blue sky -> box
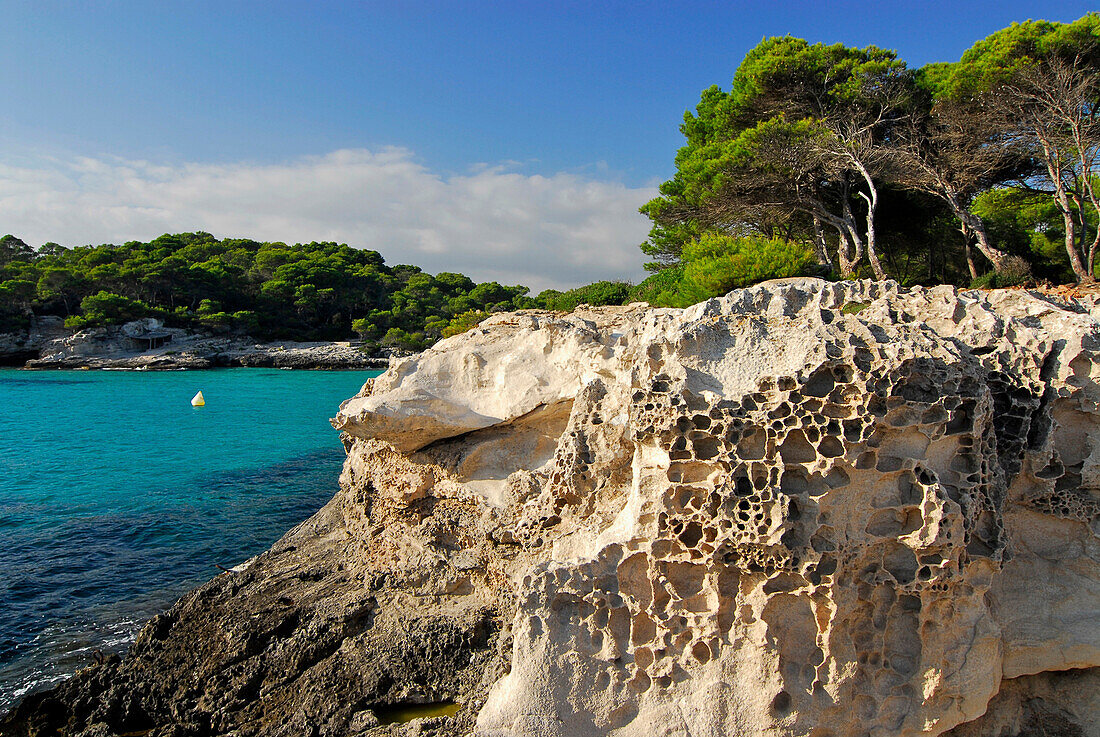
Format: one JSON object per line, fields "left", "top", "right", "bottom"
{"left": 0, "top": 1, "right": 1094, "bottom": 289}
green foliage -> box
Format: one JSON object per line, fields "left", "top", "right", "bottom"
{"left": 945, "top": 14, "right": 1100, "bottom": 98}
{"left": 351, "top": 317, "right": 372, "bottom": 339}
{"left": 632, "top": 233, "right": 814, "bottom": 308}
{"left": 441, "top": 310, "right": 490, "bottom": 338}
{"left": 971, "top": 188, "right": 1074, "bottom": 282}
{"left": 841, "top": 301, "right": 869, "bottom": 315}
{"left": 0, "top": 278, "right": 37, "bottom": 329}
{"left": 65, "top": 291, "right": 160, "bottom": 329}
{"left": 629, "top": 267, "right": 686, "bottom": 306}
{"left": 680, "top": 233, "right": 815, "bottom": 302}
{"left": 381, "top": 327, "right": 426, "bottom": 353}
{"left": 728, "top": 35, "right": 910, "bottom": 117}
{"left": 0, "top": 279, "right": 36, "bottom": 305}
{"left": 0, "top": 232, "right": 532, "bottom": 350}
{"left": 0, "top": 235, "right": 35, "bottom": 266}
{"left": 535, "top": 281, "right": 633, "bottom": 312}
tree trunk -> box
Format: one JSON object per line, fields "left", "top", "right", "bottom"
{"left": 1070, "top": 103, "right": 1100, "bottom": 279}
{"left": 858, "top": 193, "right": 886, "bottom": 280}
{"left": 852, "top": 162, "right": 886, "bottom": 280}
{"left": 1088, "top": 219, "right": 1099, "bottom": 280}
{"left": 969, "top": 219, "right": 1005, "bottom": 272}
{"left": 811, "top": 214, "right": 835, "bottom": 271}
{"left": 942, "top": 185, "right": 1007, "bottom": 273}
{"left": 835, "top": 227, "right": 857, "bottom": 278}
{"left": 1073, "top": 185, "right": 1100, "bottom": 279}
{"left": 840, "top": 193, "right": 866, "bottom": 275}
{"left": 1038, "top": 138, "right": 1091, "bottom": 282}
{"left": 965, "top": 242, "right": 978, "bottom": 281}
{"left": 1056, "top": 188, "right": 1090, "bottom": 282}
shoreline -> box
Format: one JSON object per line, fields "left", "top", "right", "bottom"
{"left": 1, "top": 322, "right": 395, "bottom": 370}
{"left": 16, "top": 350, "right": 391, "bottom": 371}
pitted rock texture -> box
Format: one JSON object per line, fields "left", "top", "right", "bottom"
{"left": 6, "top": 279, "right": 1100, "bottom": 737}
{"left": 336, "top": 279, "right": 1100, "bottom": 737}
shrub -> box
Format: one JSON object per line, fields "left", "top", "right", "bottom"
{"left": 632, "top": 234, "right": 815, "bottom": 308}
{"left": 971, "top": 255, "right": 1033, "bottom": 289}
{"left": 536, "top": 281, "right": 633, "bottom": 312}
{"left": 65, "top": 291, "right": 160, "bottom": 329}
{"left": 629, "top": 267, "right": 686, "bottom": 307}
{"left": 441, "top": 309, "right": 490, "bottom": 338}
{"left": 682, "top": 233, "right": 814, "bottom": 292}
{"left": 381, "top": 327, "right": 425, "bottom": 352}
{"left": 997, "top": 255, "right": 1033, "bottom": 286}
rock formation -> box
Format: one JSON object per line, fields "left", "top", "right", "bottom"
{"left": 5, "top": 279, "right": 1100, "bottom": 736}
{"left": 9, "top": 318, "right": 386, "bottom": 369}
{"left": 0, "top": 315, "right": 67, "bottom": 366}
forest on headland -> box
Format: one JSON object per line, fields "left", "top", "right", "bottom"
{"left": 1, "top": 14, "right": 1097, "bottom": 349}
{"left": 0, "top": 232, "right": 631, "bottom": 352}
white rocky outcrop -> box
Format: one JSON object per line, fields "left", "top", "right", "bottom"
{"left": 333, "top": 279, "right": 1100, "bottom": 737}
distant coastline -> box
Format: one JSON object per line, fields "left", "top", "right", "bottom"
{"left": 1, "top": 317, "right": 391, "bottom": 370}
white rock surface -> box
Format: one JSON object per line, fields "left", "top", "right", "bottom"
{"left": 333, "top": 279, "right": 1100, "bottom": 737}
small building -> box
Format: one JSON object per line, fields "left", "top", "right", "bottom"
{"left": 130, "top": 332, "right": 173, "bottom": 351}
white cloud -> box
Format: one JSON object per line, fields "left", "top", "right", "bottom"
{"left": 0, "top": 148, "right": 657, "bottom": 292}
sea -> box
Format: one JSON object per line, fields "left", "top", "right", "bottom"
{"left": 0, "top": 367, "right": 381, "bottom": 713}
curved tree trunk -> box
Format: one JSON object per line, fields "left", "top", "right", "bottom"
{"left": 969, "top": 218, "right": 1006, "bottom": 273}
{"left": 1056, "top": 189, "right": 1090, "bottom": 281}
{"left": 1036, "top": 137, "right": 1092, "bottom": 282}
{"left": 1078, "top": 161, "right": 1100, "bottom": 278}
{"left": 941, "top": 185, "right": 1008, "bottom": 273}
{"left": 840, "top": 192, "right": 866, "bottom": 278}
{"left": 856, "top": 188, "right": 887, "bottom": 281}
{"left": 850, "top": 160, "right": 887, "bottom": 281}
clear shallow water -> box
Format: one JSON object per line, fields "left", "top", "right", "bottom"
{"left": 0, "top": 368, "right": 380, "bottom": 712}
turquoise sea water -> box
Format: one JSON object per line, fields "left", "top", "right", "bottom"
{"left": 0, "top": 367, "right": 381, "bottom": 712}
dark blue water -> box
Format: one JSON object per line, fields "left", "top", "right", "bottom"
{"left": 0, "top": 368, "right": 381, "bottom": 711}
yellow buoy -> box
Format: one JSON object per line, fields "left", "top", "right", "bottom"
{"left": 191, "top": 391, "right": 205, "bottom": 407}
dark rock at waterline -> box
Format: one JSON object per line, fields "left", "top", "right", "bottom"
{"left": 1, "top": 492, "right": 509, "bottom": 737}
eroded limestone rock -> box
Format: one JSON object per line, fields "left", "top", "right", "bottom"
{"left": 337, "top": 279, "right": 1100, "bottom": 737}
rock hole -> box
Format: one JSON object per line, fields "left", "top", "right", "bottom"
{"left": 804, "top": 368, "right": 836, "bottom": 398}
{"left": 780, "top": 430, "right": 816, "bottom": 464}
{"left": 818, "top": 435, "right": 844, "bottom": 458}
{"left": 692, "top": 641, "right": 711, "bottom": 664}
{"left": 738, "top": 430, "right": 767, "bottom": 460}
{"left": 946, "top": 401, "right": 974, "bottom": 434}
{"left": 678, "top": 521, "right": 704, "bottom": 549}
{"left": 693, "top": 436, "right": 720, "bottom": 460}
{"left": 883, "top": 546, "right": 918, "bottom": 584}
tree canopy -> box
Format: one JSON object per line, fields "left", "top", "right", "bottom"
{"left": 642, "top": 13, "right": 1100, "bottom": 286}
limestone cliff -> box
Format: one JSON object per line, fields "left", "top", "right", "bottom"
{"left": 5, "top": 279, "right": 1100, "bottom": 736}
